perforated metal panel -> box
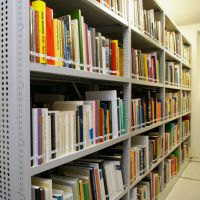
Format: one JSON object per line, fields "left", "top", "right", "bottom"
{"left": 0, "top": 0, "right": 10, "bottom": 199}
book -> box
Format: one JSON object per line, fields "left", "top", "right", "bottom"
{"left": 46, "top": 7, "right": 55, "bottom": 65}
{"left": 32, "top": 0, "right": 47, "bottom": 64}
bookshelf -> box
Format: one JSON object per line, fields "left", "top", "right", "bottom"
{"left": 1, "top": 0, "right": 192, "bottom": 199}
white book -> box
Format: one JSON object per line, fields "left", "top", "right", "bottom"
{"left": 71, "top": 19, "right": 80, "bottom": 70}
{"left": 99, "top": 169, "right": 106, "bottom": 200}
{"left": 69, "top": 111, "right": 76, "bottom": 152}
{"left": 84, "top": 100, "right": 96, "bottom": 144}
{"left": 88, "top": 29, "right": 93, "bottom": 72}
{"left": 42, "top": 108, "right": 48, "bottom": 163}
{"left": 113, "top": 160, "right": 124, "bottom": 193}
{"left": 83, "top": 104, "right": 92, "bottom": 148}
{"left": 102, "top": 46, "right": 106, "bottom": 74}
{"left": 103, "top": 161, "right": 114, "bottom": 198}
{"left": 48, "top": 111, "right": 60, "bottom": 158}
{"left": 130, "top": 187, "right": 137, "bottom": 200}
{"left": 32, "top": 109, "right": 38, "bottom": 166}
{"left": 63, "top": 112, "right": 70, "bottom": 154}
{"left": 46, "top": 114, "right": 51, "bottom": 162}
{"left": 81, "top": 16, "right": 87, "bottom": 70}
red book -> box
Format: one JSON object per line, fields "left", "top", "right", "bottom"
{"left": 111, "top": 41, "right": 117, "bottom": 75}
{"left": 46, "top": 7, "right": 55, "bottom": 65}
{"left": 99, "top": 108, "right": 104, "bottom": 143}
{"left": 85, "top": 23, "right": 89, "bottom": 68}
{"left": 35, "top": 10, "right": 40, "bottom": 63}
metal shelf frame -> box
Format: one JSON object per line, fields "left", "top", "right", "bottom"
{"left": 1, "top": 0, "right": 192, "bottom": 199}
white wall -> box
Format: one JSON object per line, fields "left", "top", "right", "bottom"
{"left": 180, "top": 23, "right": 200, "bottom": 158}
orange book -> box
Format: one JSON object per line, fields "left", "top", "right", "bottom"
{"left": 46, "top": 7, "right": 55, "bottom": 65}
{"left": 156, "top": 102, "right": 162, "bottom": 122}
{"left": 111, "top": 40, "right": 118, "bottom": 75}
{"left": 99, "top": 108, "right": 104, "bottom": 143}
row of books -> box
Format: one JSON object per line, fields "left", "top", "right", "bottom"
{"left": 131, "top": 90, "right": 162, "bottom": 131}
{"left": 165, "top": 92, "right": 180, "bottom": 118}
{"left": 30, "top": 1, "right": 124, "bottom": 76}
{"left": 130, "top": 133, "right": 163, "bottom": 182}
{"left": 31, "top": 90, "right": 126, "bottom": 166}
{"left": 130, "top": 144, "right": 147, "bottom": 181}
{"left": 181, "top": 142, "right": 190, "bottom": 163}
{"left": 182, "top": 69, "right": 191, "bottom": 88}
{"left": 96, "top": 0, "right": 127, "bottom": 19}
{"left": 130, "top": 0, "right": 162, "bottom": 44}
{"left": 181, "top": 115, "right": 190, "bottom": 139}
{"left": 132, "top": 49, "right": 161, "bottom": 82}
{"left": 165, "top": 30, "right": 181, "bottom": 56}
{"left": 164, "top": 149, "right": 180, "bottom": 187}
{"left": 165, "top": 62, "right": 180, "bottom": 86}
{"left": 164, "top": 123, "right": 180, "bottom": 155}
{"left": 182, "top": 44, "right": 191, "bottom": 65}
{"left": 32, "top": 158, "right": 124, "bottom": 200}
{"left": 130, "top": 170, "right": 161, "bottom": 200}
{"left": 182, "top": 92, "right": 191, "bottom": 112}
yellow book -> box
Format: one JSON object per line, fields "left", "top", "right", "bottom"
{"left": 79, "top": 180, "right": 84, "bottom": 200}
{"left": 143, "top": 54, "right": 148, "bottom": 81}
{"left": 53, "top": 19, "right": 63, "bottom": 66}
{"left": 32, "top": 0, "right": 46, "bottom": 64}
{"left": 119, "top": 48, "right": 124, "bottom": 76}
{"left": 155, "top": 174, "right": 159, "bottom": 200}
{"left": 130, "top": 150, "right": 135, "bottom": 181}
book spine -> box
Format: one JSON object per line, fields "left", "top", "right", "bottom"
{"left": 46, "top": 7, "right": 55, "bottom": 65}
{"left": 32, "top": 0, "right": 47, "bottom": 64}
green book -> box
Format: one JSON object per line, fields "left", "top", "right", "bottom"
{"left": 83, "top": 182, "right": 90, "bottom": 200}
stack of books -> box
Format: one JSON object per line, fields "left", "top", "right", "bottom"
{"left": 131, "top": 90, "right": 162, "bottom": 131}
{"left": 130, "top": 170, "right": 161, "bottom": 200}
{"left": 96, "top": 0, "right": 127, "bottom": 20}
{"left": 165, "top": 30, "right": 181, "bottom": 56}
{"left": 130, "top": 144, "right": 147, "bottom": 181}
{"left": 181, "top": 115, "right": 190, "bottom": 139}
{"left": 31, "top": 90, "right": 126, "bottom": 166}
{"left": 182, "top": 43, "right": 191, "bottom": 64}
{"left": 132, "top": 49, "right": 160, "bottom": 82}
{"left": 164, "top": 123, "right": 180, "bottom": 155}
{"left": 165, "top": 62, "right": 180, "bottom": 86}
{"left": 130, "top": 0, "right": 162, "bottom": 44}
{"left": 132, "top": 133, "right": 163, "bottom": 169}
{"left": 181, "top": 142, "right": 190, "bottom": 162}
{"left": 164, "top": 150, "right": 180, "bottom": 186}
{"left": 30, "top": 1, "right": 124, "bottom": 76}
{"left": 182, "top": 69, "right": 191, "bottom": 88}
{"left": 31, "top": 158, "right": 124, "bottom": 200}
{"left": 182, "top": 92, "right": 191, "bottom": 113}
{"left": 165, "top": 92, "right": 180, "bottom": 118}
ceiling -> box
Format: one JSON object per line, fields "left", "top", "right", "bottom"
{"left": 158, "top": 0, "right": 200, "bottom": 26}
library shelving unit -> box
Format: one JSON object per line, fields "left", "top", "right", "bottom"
{"left": 0, "top": 0, "right": 191, "bottom": 199}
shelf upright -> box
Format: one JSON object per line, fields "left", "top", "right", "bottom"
{"left": 0, "top": 0, "right": 31, "bottom": 199}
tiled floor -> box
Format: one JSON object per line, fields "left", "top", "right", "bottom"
{"left": 165, "top": 161, "right": 200, "bottom": 200}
